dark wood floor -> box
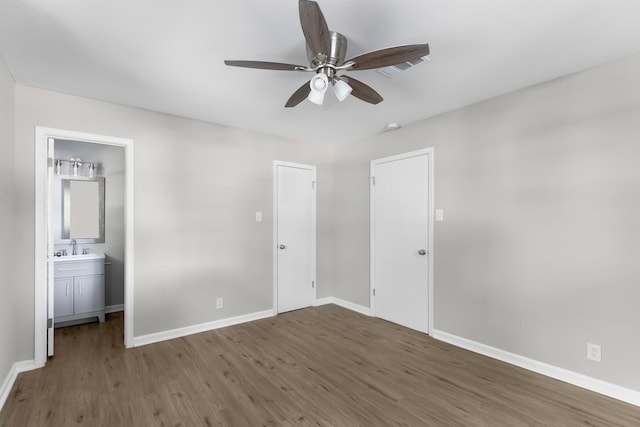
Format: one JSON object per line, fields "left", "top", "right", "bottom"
{"left": 2, "top": 305, "right": 639, "bottom": 426}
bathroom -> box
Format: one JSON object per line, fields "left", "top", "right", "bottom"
{"left": 52, "top": 139, "right": 125, "bottom": 326}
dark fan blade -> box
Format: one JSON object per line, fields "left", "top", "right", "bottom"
{"left": 299, "top": 0, "right": 331, "bottom": 59}
{"left": 345, "top": 43, "right": 429, "bottom": 71}
{"left": 285, "top": 80, "right": 312, "bottom": 108}
{"left": 341, "top": 76, "right": 383, "bottom": 105}
{"left": 224, "top": 60, "right": 306, "bottom": 71}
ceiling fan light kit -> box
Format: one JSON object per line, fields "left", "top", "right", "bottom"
{"left": 224, "top": 0, "right": 429, "bottom": 108}
{"left": 308, "top": 73, "right": 329, "bottom": 105}
{"left": 332, "top": 78, "right": 353, "bottom": 102}
{"left": 307, "top": 70, "right": 353, "bottom": 105}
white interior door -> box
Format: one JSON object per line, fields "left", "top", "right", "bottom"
{"left": 275, "top": 162, "right": 316, "bottom": 313}
{"left": 371, "top": 149, "right": 432, "bottom": 333}
{"left": 47, "top": 137, "right": 55, "bottom": 356}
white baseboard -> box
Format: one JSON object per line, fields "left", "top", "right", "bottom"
{"left": 433, "top": 330, "right": 640, "bottom": 407}
{"left": 314, "top": 297, "right": 333, "bottom": 306}
{"left": 0, "top": 360, "right": 38, "bottom": 411}
{"left": 105, "top": 304, "right": 124, "bottom": 314}
{"left": 133, "top": 309, "right": 275, "bottom": 348}
{"left": 333, "top": 297, "right": 372, "bottom": 316}
{"left": 315, "top": 296, "right": 372, "bottom": 316}
{"left": 133, "top": 297, "right": 372, "bottom": 349}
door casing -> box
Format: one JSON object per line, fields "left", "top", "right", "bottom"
{"left": 34, "top": 127, "right": 134, "bottom": 366}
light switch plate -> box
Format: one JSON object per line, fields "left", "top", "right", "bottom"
{"left": 435, "top": 209, "right": 444, "bottom": 222}
{"left": 255, "top": 211, "right": 262, "bottom": 222}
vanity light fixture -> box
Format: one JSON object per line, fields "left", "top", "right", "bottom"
{"left": 70, "top": 157, "right": 82, "bottom": 177}
{"left": 54, "top": 158, "right": 100, "bottom": 178}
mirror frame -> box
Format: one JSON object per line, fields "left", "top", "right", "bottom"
{"left": 59, "top": 176, "right": 105, "bottom": 243}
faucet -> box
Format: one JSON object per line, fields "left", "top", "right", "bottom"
{"left": 71, "top": 239, "right": 77, "bottom": 256}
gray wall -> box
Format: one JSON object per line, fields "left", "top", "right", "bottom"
{"left": 13, "top": 85, "right": 334, "bottom": 358}
{"left": 54, "top": 140, "right": 126, "bottom": 308}
{"left": 333, "top": 53, "right": 640, "bottom": 390}
{"left": 0, "top": 56, "right": 16, "bottom": 394}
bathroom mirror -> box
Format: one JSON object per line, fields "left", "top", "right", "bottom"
{"left": 58, "top": 177, "right": 105, "bottom": 243}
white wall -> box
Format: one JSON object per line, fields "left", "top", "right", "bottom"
{"left": 54, "top": 140, "right": 126, "bottom": 308}
{"left": 332, "top": 53, "right": 640, "bottom": 391}
{"left": 13, "top": 85, "right": 334, "bottom": 358}
{"left": 0, "top": 56, "right": 16, "bottom": 391}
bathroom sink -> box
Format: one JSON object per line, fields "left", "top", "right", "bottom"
{"left": 53, "top": 253, "right": 105, "bottom": 262}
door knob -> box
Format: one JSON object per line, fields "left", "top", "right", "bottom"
{"left": 418, "top": 249, "right": 427, "bottom": 255}
{"left": 279, "top": 244, "right": 286, "bottom": 250}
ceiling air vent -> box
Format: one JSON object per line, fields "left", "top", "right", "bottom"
{"left": 376, "top": 56, "right": 429, "bottom": 78}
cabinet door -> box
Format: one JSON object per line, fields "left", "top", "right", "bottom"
{"left": 74, "top": 275, "right": 105, "bottom": 314}
{"left": 54, "top": 278, "right": 74, "bottom": 318}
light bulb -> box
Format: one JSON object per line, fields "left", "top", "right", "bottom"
{"left": 312, "top": 76, "right": 327, "bottom": 91}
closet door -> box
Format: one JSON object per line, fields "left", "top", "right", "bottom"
{"left": 275, "top": 162, "right": 316, "bottom": 313}
{"left": 371, "top": 150, "right": 431, "bottom": 333}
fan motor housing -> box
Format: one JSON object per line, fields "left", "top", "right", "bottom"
{"left": 306, "top": 31, "right": 347, "bottom": 68}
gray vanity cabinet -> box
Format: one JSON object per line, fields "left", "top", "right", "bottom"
{"left": 53, "top": 258, "right": 105, "bottom": 325}
{"left": 53, "top": 277, "right": 74, "bottom": 317}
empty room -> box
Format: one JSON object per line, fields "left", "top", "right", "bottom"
{"left": 1, "top": 0, "right": 640, "bottom": 425}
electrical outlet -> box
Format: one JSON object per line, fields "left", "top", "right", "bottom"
{"left": 216, "top": 297, "right": 223, "bottom": 309}
{"left": 587, "top": 343, "right": 601, "bottom": 363}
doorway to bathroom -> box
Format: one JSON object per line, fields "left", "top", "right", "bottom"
{"left": 34, "top": 127, "right": 134, "bottom": 366}
{"left": 53, "top": 139, "right": 124, "bottom": 328}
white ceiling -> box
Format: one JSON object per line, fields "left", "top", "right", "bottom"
{"left": 1, "top": 0, "right": 639, "bottom": 145}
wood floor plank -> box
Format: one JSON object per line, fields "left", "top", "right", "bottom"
{"left": 2, "top": 305, "right": 640, "bottom": 426}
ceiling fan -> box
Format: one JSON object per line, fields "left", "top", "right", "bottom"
{"left": 224, "top": 0, "right": 429, "bottom": 107}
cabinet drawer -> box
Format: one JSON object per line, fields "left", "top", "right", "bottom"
{"left": 54, "top": 259, "right": 104, "bottom": 278}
